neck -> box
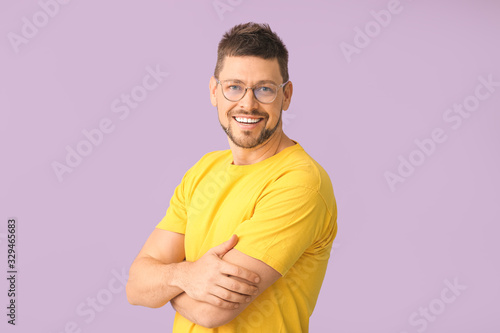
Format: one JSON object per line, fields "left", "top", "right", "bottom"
{"left": 229, "top": 129, "right": 295, "bottom": 165}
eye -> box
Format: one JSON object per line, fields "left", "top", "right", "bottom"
{"left": 256, "top": 86, "right": 276, "bottom": 94}
{"left": 225, "top": 83, "right": 244, "bottom": 92}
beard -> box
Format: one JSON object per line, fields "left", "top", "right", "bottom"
{"left": 219, "top": 108, "right": 282, "bottom": 149}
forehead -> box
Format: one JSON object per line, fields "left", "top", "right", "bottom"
{"left": 219, "top": 56, "right": 282, "bottom": 83}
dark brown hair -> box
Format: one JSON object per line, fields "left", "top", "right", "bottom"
{"left": 214, "top": 22, "right": 289, "bottom": 83}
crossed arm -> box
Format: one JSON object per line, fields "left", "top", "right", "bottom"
{"left": 126, "top": 228, "right": 281, "bottom": 328}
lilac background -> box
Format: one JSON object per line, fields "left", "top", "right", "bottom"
{"left": 1, "top": 0, "right": 499, "bottom": 332}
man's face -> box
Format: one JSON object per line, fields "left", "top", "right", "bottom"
{"left": 210, "top": 56, "right": 292, "bottom": 149}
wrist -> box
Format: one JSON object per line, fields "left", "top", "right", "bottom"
{"left": 169, "top": 261, "right": 190, "bottom": 291}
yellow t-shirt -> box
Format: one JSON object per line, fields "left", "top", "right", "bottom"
{"left": 156, "top": 142, "right": 337, "bottom": 332}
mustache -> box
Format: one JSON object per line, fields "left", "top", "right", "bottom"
{"left": 227, "top": 109, "right": 268, "bottom": 118}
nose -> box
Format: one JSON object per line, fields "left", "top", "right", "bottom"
{"left": 238, "top": 87, "right": 260, "bottom": 110}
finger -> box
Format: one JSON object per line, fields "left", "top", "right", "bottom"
{"left": 220, "top": 261, "right": 260, "bottom": 284}
{"left": 217, "top": 275, "right": 259, "bottom": 297}
{"left": 205, "top": 294, "right": 241, "bottom": 309}
{"left": 210, "top": 285, "right": 253, "bottom": 304}
{"left": 212, "top": 234, "right": 239, "bottom": 258}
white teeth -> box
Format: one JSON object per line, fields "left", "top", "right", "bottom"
{"left": 235, "top": 117, "right": 261, "bottom": 124}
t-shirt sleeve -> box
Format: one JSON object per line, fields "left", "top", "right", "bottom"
{"left": 156, "top": 171, "right": 189, "bottom": 234}
{"left": 233, "top": 184, "right": 334, "bottom": 276}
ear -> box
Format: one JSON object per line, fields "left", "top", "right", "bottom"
{"left": 209, "top": 76, "right": 218, "bottom": 107}
{"left": 281, "top": 81, "right": 293, "bottom": 111}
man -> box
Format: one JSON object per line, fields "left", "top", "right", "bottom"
{"left": 126, "top": 22, "right": 337, "bottom": 332}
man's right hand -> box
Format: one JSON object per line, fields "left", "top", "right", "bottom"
{"left": 174, "top": 235, "right": 261, "bottom": 309}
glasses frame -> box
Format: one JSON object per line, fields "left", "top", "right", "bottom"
{"left": 215, "top": 78, "right": 289, "bottom": 104}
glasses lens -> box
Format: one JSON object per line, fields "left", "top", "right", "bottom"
{"left": 254, "top": 84, "right": 278, "bottom": 103}
{"left": 219, "top": 80, "right": 280, "bottom": 103}
{"left": 221, "top": 81, "right": 245, "bottom": 101}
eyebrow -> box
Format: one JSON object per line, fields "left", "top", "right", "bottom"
{"left": 222, "top": 79, "right": 279, "bottom": 85}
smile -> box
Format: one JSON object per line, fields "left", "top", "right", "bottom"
{"left": 234, "top": 117, "right": 263, "bottom": 124}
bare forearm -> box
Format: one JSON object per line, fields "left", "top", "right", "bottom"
{"left": 126, "top": 255, "right": 186, "bottom": 308}
{"left": 171, "top": 292, "right": 236, "bottom": 328}
{"left": 171, "top": 293, "right": 206, "bottom": 326}
{"left": 171, "top": 247, "right": 282, "bottom": 328}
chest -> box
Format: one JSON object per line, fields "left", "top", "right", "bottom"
{"left": 184, "top": 169, "right": 269, "bottom": 260}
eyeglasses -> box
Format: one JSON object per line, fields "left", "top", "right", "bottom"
{"left": 215, "top": 78, "right": 289, "bottom": 104}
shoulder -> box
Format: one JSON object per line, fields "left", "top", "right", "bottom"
{"left": 276, "top": 144, "right": 338, "bottom": 243}
{"left": 266, "top": 143, "right": 337, "bottom": 221}
{"left": 183, "top": 149, "right": 231, "bottom": 178}
{"left": 195, "top": 149, "right": 231, "bottom": 167}
{"left": 273, "top": 143, "right": 334, "bottom": 202}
